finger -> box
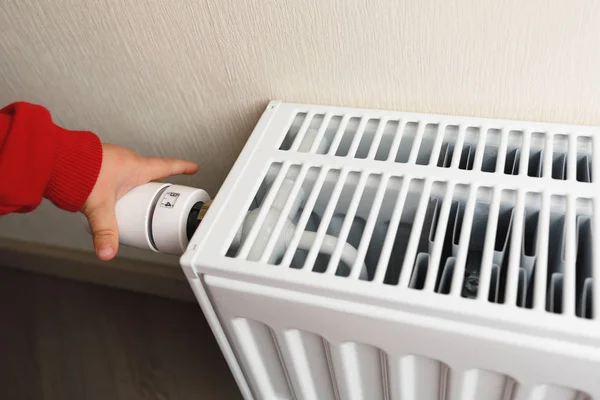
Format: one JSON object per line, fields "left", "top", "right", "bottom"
{"left": 142, "top": 157, "right": 199, "bottom": 182}
{"left": 85, "top": 201, "right": 119, "bottom": 261}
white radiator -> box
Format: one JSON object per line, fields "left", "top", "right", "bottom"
{"left": 180, "top": 101, "right": 600, "bottom": 400}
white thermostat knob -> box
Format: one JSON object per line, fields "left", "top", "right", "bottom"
{"left": 82, "top": 182, "right": 211, "bottom": 256}
{"left": 151, "top": 185, "right": 211, "bottom": 254}
{"left": 114, "top": 181, "right": 172, "bottom": 252}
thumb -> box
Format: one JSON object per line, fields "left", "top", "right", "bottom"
{"left": 85, "top": 201, "right": 119, "bottom": 261}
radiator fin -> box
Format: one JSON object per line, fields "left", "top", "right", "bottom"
{"left": 328, "top": 342, "right": 386, "bottom": 400}
{"left": 275, "top": 330, "right": 337, "bottom": 400}
{"left": 387, "top": 355, "right": 447, "bottom": 400}
{"left": 446, "top": 368, "right": 515, "bottom": 400}
{"left": 512, "top": 384, "right": 588, "bottom": 400}
{"left": 229, "top": 319, "right": 294, "bottom": 400}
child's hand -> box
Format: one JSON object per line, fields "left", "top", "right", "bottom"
{"left": 82, "top": 143, "right": 198, "bottom": 261}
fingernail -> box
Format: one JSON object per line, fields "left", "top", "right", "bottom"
{"left": 97, "top": 245, "right": 113, "bottom": 259}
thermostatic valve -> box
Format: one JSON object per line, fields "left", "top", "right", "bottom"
{"left": 82, "top": 182, "right": 211, "bottom": 255}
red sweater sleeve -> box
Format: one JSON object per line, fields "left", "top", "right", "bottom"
{"left": 0, "top": 102, "right": 102, "bottom": 214}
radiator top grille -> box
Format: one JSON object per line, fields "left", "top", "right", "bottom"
{"left": 190, "top": 102, "right": 600, "bottom": 328}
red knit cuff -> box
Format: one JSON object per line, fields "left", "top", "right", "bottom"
{"left": 44, "top": 127, "right": 102, "bottom": 212}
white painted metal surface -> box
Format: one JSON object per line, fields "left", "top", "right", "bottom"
{"left": 181, "top": 100, "right": 600, "bottom": 400}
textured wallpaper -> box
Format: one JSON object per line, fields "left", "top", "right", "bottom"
{"left": 1, "top": 0, "right": 600, "bottom": 263}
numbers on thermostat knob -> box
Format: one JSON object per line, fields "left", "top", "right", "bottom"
{"left": 160, "top": 192, "right": 180, "bottom": 208}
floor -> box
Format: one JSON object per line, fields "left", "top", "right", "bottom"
{"left": 0, "top": 267, "right": 242, "bottom": 400}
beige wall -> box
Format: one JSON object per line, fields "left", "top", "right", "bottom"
{"left": 1, "top": 0, "right": 600, "bottom": 263}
